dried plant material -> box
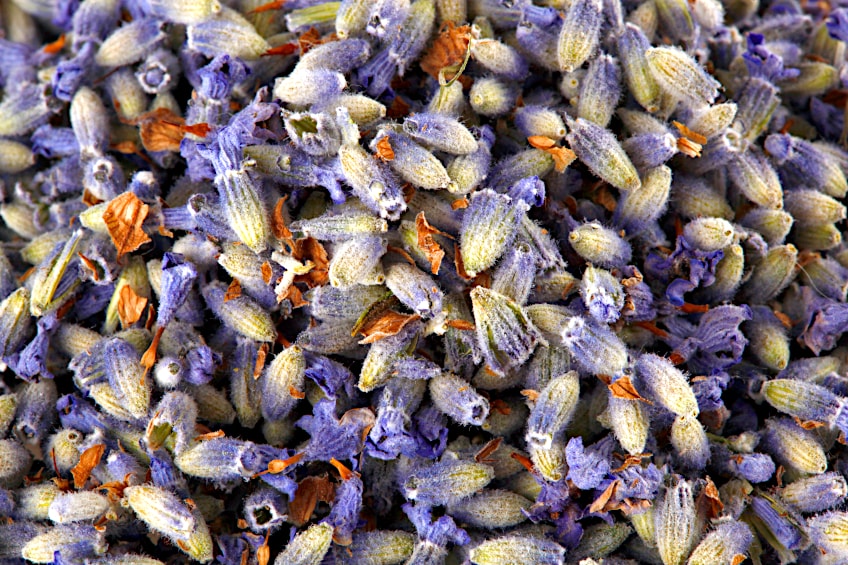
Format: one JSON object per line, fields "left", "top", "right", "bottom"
{"left": 672, "top": 121, "right": 708, "bottom": 144}
{"left": 475, "top": 437, "right": 502, "bottom": 464}
{"left": 528, "top": 135, "right": 557, "bottom": 150}
{"left": 490, "top": 399, "right": 512, "bottom": 415}
{"left": 528, "top": 135, "right": 577, "bottom": 172}
{"left": 446, "top": 319, "right": 475, "bottom": 330}
{"left": 510, "top": 452, "right": 535, "bottom": 473}
{"left": 111, "top": 140, "right": 140, "bottom": 154}
{"left": 195, "top": 430, "right": 226, "bottom": 441}
{"left": 329, "top": 458, "right": 357, "bottom": 481}
{"left": 402, "top": 183, "right": 416, "bottom": 203}
{"left": 550, "top": 148, "right": 580, "bottom": 174}
{"left": 103, "top": 192, "right": 152, "bottom": 259}
{"left": 520, "top": 389, "right": 540, "bottom": 402}
{"left": 451, "top": 198, "right": 469, "bottom": 210}
{"left": 257, "top": 537, "right": 270, "bottom": 565}
{"left": 289, "top": 386, "right": 306, "bottom": 399}
{"left": 72, "top": 444, "right": 106, "bottom": 488}
{"left": 375, "top": 136, "right": 394, "bottom": 161}
{"left": 454, "top": 242, "right": 471, "bottom": 280}
{"left": 611, "top": 453, "right": 652, "bottom": 473}
{"left": 224, "top": 279, "right": 242, "bottom": 302}
{"left": 261, "top": 261, "right": 273, "bottom": 285}
{"left": 731, "top": 555, "right": 746, "bottom": 565}
{"left": 351, "top": 295, "right": 400, "bottom": 336}
{"left": 358, "top": 311, "right": 421, "bottom": 344}
{"left": 254, "top": 344, "right": 268, "bottom": 379}
{"left": 249, "top": 0, "right": 284, "bottom": 13}
{"left": 614, "top": 498, "right": 652, "bottom": 515}
{"left": 43, "top": 34, "right": 66, "bottom": 55}
{"left": 608, "top": 375, "right": 652, "bottom": 403}
{"left": 773, "top": 310, "right": 793, "bottom": 329}
{"left": 77, "top": 252, "right": 101, "bottom": 281}
{"left": 420, "top": 22, "right": 472, "bottom": 79}
{"left": 387, "top": 96, "right": 411, "bottom": 119}
{"left": 292, "top": 237, "right": 329, "bottom": 287}
{"left": 288, "top": 475, "right": 335, "bottom": 526}
{"left": 794, "top": 416, "right": 827, "bottom": 430}
{"left": 416, "top": 212, "right": 452, "bottom": 275}
{"left": 271, "top": 197, "right": 294, "bottom": 248}
{"left": 264, "top": 43, "right": 299, "bottom": 57}
{"left": 280, "top": 284, "right": 308, "bottom": 309}
{"left": 136, "top": 108, "right": 211, "bottom": 153}
{"left": 82, "top": 189, "right": 104, "bottom": 207}
{"left": 117, "top": 284, "right": 148, "bottom": 328}
{"left": 141, "top": 326, "right": 165, "bottom": 371}
{"left": 297, "top": 27, "right": 331, "bottom": 55}
{"left": 696, "top": 476, "right": 724, "bottom": 520}
{"left": 588, "top": 479, "right": 620, "bottom": 514}
{"left": 592, "top": 185, "right": 617, "bottom": 212}
{"left": 677, "top": 137, "right": 702, "bottom": 158}
{"left": 387, "top": 245, "right": 416, "bottom": 266}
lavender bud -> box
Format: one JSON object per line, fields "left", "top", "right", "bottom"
{"left": 570, "top": 522, "right": 633, "bottom": 562}
{"left": 637, "top": 353, "right": 698, "bottom": 417}
{"left": 95, "top": 18, "right": 165, "bottom": 68}
{"left": 739, "top": 244, "right": 798, "bottom": 304}
{"left": 21, "top": 525, "right": 107, "bottom": 563}
{"left": 469, "top": 536, "right": 565, "bottom": 565}
{"left": 336, "top": 0, "right": 371, "bottom": 38}
{"left": 514, "top": 106, "right": 567, "bottom": 140}
{"left": 655, "top": 477, "right": 700, "bottom": 565}
{"left": 727, "top": 148, "right": 783, "bottom": 210}
{"left": 491, "top": 242, "right": 536, "bottom": 305}
{"left": 763, "top": 417, "right": 827, "bottom": 475}
{"left": 345, "top": 530, "right": 416, "bottom": 564}
{"left": 15, "top": 483, "right": 60, "bottom": 521}
{"left": 686, "top": 519, "right": 753, "bottom": 565}
{"left": 578, "top": 53, "right": 622, "bottom": 127}
{"left": 471, "top": 286, "right": 544, "bottom": 376}
{"left": 615, "top": 165, "right": 672, "bottom": 235}
{"left": 261, "top": 346, "right": 306, "bottom": 422}
{"left": 568, "top": 222, "right": 632, "bottom": 268}
{"left": 670, "top": 414, "right": 709, "bottom": 470}
{"left": 374, "top": 130, "right": 451, "bottom": 189}
{"left": 329, "top": 236, "right": 387, "bottom": 288}
{"left": 566, "top": 117, "right": 641, "bottom": 191}
{"left": 460, "top": 189, "right": 528, "bottom": 276}
{"left": 581, "top": 265, "right": 625, "bottom": 324}
{"left": 604, "top": 395, "right": 650, "bottom": 455}
{"left": 148, "top": 0, "right": 222, "bottom": 24}
{"left": 103, "top": 337, "right": 151, "bottom": 420}
{"left": 784, "top": 189, "right": 847, "bottom": 226}
{"left": 780, "top": 472, "right": 848, "bottom": 513}
{"left": 446, "top": 489, "right": 530, "bottom": 530}
{"left": 808, "top": 512, "right": 848, "bottom": 560}
{"left": 647, "top": 46, "right": 721, "bottom": 106}
{"left": 682, "top": 217, "right": 735, "bottom": 252}
{"left": 403, "top": 458, "right": 494, "bottom": 506}
{"left": 761, "top": 378, "right": 841, "bottom": 424}
{"left": 47, "top": 491, "right": 111, "bottom": 524}
{"left": 557, "top": 0, "right": 603, "bottom": 72}
{"left": 471, "top": 39, "right": 528, "bottom": 80}
{"left": 561, "top": 316, "right": 628, "bottom": 376}
{"left": 403, "top": 112, "right": 478, "bottom": 155}
{"left": 429, "top": 373, "right": 489, "bottom": 426}
{"left": 617, "top": 23, "right": 662, "bottom": 112}
{"left": 469, "top": 77, "right": 518, "bottom": 117}
{"left": 525, "top": 370, "right": 579, "bottom": 450}
{"left": 188, "top": 10, "right": 270, "bottom": 60}
{"left": 739, "top": 209, "right": 794, "bottom": 245}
